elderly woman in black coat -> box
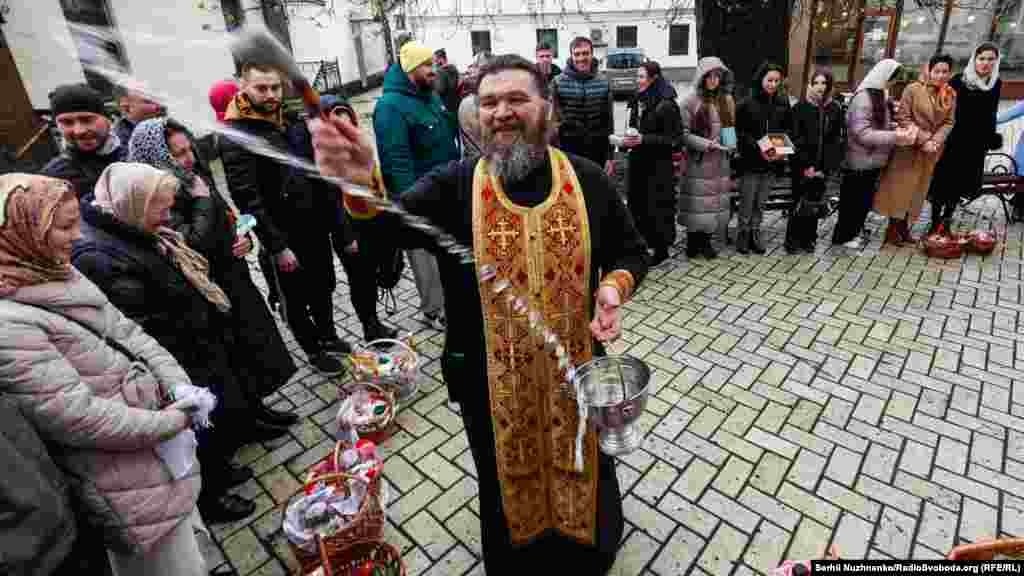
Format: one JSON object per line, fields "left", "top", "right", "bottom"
{"left": 126, "top": 117, "right": 298, "bottom": 412}
{"left": 928, "top": 42, "right": 1002, "bottom": 232}
{"left": 624, "top": 60, "right": 683, "bottom": 265}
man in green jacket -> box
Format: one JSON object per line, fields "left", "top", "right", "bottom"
{"left": 374, "top": 41, "right": 460, "bottom": 330}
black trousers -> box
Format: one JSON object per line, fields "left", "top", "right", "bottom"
{"left": 832, "top": 168, "right": 882, "bottom": 245}
{"left": 277, "top": 233, "right": 337, "bottom": 355}
{"left": 334, "top": 219, "right": 384, "bottom": 332}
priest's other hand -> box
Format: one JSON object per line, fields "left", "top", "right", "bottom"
{"left": 591, "top": 285, "right": 622, "bottom": 342}
{"left": 309, "top": 116, "right": 375, "bottom": 187}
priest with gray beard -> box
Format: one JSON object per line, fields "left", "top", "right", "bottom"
{"left": 311, "top": 54, "right": 648, "bottom": 575}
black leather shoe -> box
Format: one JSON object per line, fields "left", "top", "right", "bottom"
{"left": 365, "top": 322, "right": 399, "bottom": 342}
{"left": 225, "top": 465, "right": 254, "bottom": 488}
{"left": 246, "top": 419, "right": 290, "bottom": 443}
{"left": 320, "top": 336, "right": 352, "bottom": 355}
{"left": 258, "top": 405, "right": 299, "bottom": 427}
{"left": 700, "top": 234, "right": 718, "bottom": 259}
{"left": 736, "top": 231, "right": 750, "bottom": 254}
{"left": 199, "top": 494, "right": 256, "bottom": 524}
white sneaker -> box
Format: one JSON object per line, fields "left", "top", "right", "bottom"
{"left": 842, "top": 238, "right": 863, "bottom": 249}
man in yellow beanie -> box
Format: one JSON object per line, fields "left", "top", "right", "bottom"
{"left": 373, "top": 41, "right": 459, "bottom": 330}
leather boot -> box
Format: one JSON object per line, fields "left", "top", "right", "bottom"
{"left": 736, "top": 230, "right": 750, "bottom": 255}
{"left": 749, "top": 229, "right": 767, "bottom": 255}
{"left": 785, "top": 216, "right": 801, "bottom": 254}
{"left": 701, "top": 233, "right": 718, "bottom": 259}
{"left": 686, "top": 233, "right": 701, "bottom": 258}
{"left": 883, "top": 221, "right": 902, "bottom": 245}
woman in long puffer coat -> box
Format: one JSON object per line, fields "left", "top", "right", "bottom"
{"left": 625, "top": 60, "right": 682, "bottom": 265}
{"left": 679, "top": 56, "right": 735, "bottom": 259}
{"left": 0, "top": 174, "right": 204, "bottom": 576}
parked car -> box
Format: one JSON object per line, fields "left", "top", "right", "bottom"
{"left": 605, "top": 48, "right": 647, "bottom": 97}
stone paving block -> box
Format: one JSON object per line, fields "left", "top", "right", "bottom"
{"left": 222, "top": 527, "right": 270, "bottom": 576}
{"left": 258, "top": 467, "right": 301, "bottom": 505}
{"left": 419, "top": 545, "right": 476, "bottom": 576}
{"left": 743, "top": 523, "right": 791, "bottom": 575}
{"left": 415, "top": 452, "right": 465, "bottom": 489}
{"left": 969, "top": 462, "right": 1024, "bottom": 496}
{"left": 818, "top": 478, "right": 881, "bottom": 522}
{"left": 642, "top": 435, "right": 695, "bottom": 469}
{"left": 651, "top": 525, "right": 705, "bottom": 576}
{"left": 778, "top": 481, "right": 840, "bottom": 527}
{"left": 751, "top": 451, "right": 791, "bottom": 495}
{"left": 746, "top": 427, "right": 800, "bottom": 460}
{"left": 899, "top": 441, "right": 935, "bottom": 478}
{"left": 1004, "top": 494, "right": 1024, "bottom": 538}
{"left": 788, "top": 518, "right": 832, "bottom": 561}
{"left": 689, "top": 405, "right": 728, "bottom": 438}
{"left": 833, "top": 513, "right": 873, "bottom": 560}
{"left": 713, "top": 456, "right": 755, "bottom": 498}
{"left": 677, "top": 431, "right": 729, "bottom": 466}
{"left": 825, "top": 445, "right": 863, "bottom": 488}
{"left": 781, "top": 425, "right": 834, "bottom": 457}
{"left": 970, "top": 434, "right": 1004, "bottom": 470}
{"left": 660, "top": 491, "right": 720, "bottom": 538}
{"left": 653, "top": 408, "right": 692, "bottom": 442}
{"left": 947, "top": 409, "right": 1006, "bottom": 439}
{"left": 862, "top": 443, "right": 899, "bottom": 484}
{"left": 428, "top": 476, "right": 478, "bottom": 521}
{"left": 1010, "top": 430, "right": 1024, "bottom": 462}
{"left": 698, "top": 523, "right": 749, "bottom": 576}
{"left": 917, "top": 502, "right": 957, "bottom": 554}
{"left": 721, "top": 404, "right": 761, "bottom": 437}
{"left": 856, "top": 476, "right": 922, "bottom": 516}
{"left": 739, "top": 486, "right": 800, "bottom": 532}
{"left": 786, "top": 449, "right": 826, "bottom": 491}
{"left": 445, "top": 508, "right": 482, "bottom": 556}
{"left": 873, "top": 507, "right": 916, "bottom": 558}
{"left": 822, "top": 397, "right": 855, "bottom": 428}
{"left": 635, "top": 461, "right": 680, "bottom": 505}
{"left": 674, "top": 458, "right": 719, "bottom": 502}
{"left": 405, "top": 510, "right": 456, "bottom": 560}
{"left": 610, "top": 530, "right": 660, "bottom": 575}
{"left": 391, "top": 480, "right": 443, "bottom": 521}
{"left": 813, "top": 421, "right": 869, "bottom": 453}
{"left": 700, "top": 488, "right": 761, "bottom": 533}
{"left": 960, "top": 498, "right": 998, "bottom": 543}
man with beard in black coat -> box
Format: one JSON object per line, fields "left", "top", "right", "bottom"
{"left": 219, "top": 62, "right": 351, "bottom": 376}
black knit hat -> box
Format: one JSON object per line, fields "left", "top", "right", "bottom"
{"left": 49, "top": 84, "right": 107, "bottom": 117}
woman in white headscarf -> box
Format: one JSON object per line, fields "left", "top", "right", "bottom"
{"left": 929, "top": 42, "right": 1002, "bottom": 232}
{"left": 831, "top": 59, "right": 917, "bottom": 249}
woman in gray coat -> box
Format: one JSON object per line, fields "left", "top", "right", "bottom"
{"left": 679, "top": 56, "right": 735, "bottom": 259}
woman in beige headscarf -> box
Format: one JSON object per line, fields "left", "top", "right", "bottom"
{"left": 0, "top": 173, "right": 205, "bottom": 575}
{"left": 72, "top": 162, "right": 265, "bottom": 526}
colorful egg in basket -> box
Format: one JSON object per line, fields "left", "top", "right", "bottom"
{"left": 967, "top": 230, "right": 996, "bottom": 255}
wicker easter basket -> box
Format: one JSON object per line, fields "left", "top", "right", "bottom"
{"left": 285, "top": 442, "right": 387, "bottom": 575}
{"left": 305, "top": 539, "right": 406, "bottom": 576}
{"left": 348, "top": 339, "right": 420, "bottom": 405}
{"left": 335, "top": 382, "right": 398, "bottom": 445}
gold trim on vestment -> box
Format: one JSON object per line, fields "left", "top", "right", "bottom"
{"left": 472, "top": 147, "right": 599, "bottom": 545}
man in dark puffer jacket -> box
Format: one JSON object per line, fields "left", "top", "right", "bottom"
{"left": 551, "top": 36, "right": 615, "bottom": 174}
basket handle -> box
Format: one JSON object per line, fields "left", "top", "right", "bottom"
{"left": 316, "top": 534, "right": 333, "bottom": 576}
{"left": 360, "top": 338, "right": 416, "bottom": 356}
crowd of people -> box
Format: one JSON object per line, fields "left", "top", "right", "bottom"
{"left": 0, "top": 27, "right": 1009, "bottom": 576}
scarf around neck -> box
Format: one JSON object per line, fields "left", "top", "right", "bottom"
{"left": 224, "top": 92, "right": 284, "bottom": 130}
{"left": 93, "top": 163, "right": 232, "bottom": 313}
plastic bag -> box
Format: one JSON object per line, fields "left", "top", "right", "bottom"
{"left": 155, "top": 429, "right": 198, "bottom": 480}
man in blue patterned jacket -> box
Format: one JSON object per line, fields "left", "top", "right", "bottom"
{"left": 551, "top": 36, "right": 615, "bottom": 175}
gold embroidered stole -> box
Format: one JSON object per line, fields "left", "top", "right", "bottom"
{"left": 471, "top": 147, "right": 599, "bottom": 545}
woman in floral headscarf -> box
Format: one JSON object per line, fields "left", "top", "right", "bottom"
{"left": 874, "top": 54, "right": 956, "bottom": 244}
{"left": 0, "top": 173, "right": 204, "bottom": 575}
{"left": 127, "top": 117, "right": 298, "bottom": 435}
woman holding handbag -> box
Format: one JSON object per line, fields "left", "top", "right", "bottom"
{"left": 786, "top": 68, "right": 844, "bottom": 254}
{"left": 874, "top": 54, "right": 956, "bottom": 244}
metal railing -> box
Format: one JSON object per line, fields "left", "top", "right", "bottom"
{"left": 297, "top": 59, "right": 343, "bottom": 94}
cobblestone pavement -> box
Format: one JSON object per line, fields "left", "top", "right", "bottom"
{"left": 200, "top": 163, "right": 1023, "bottom": 574}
